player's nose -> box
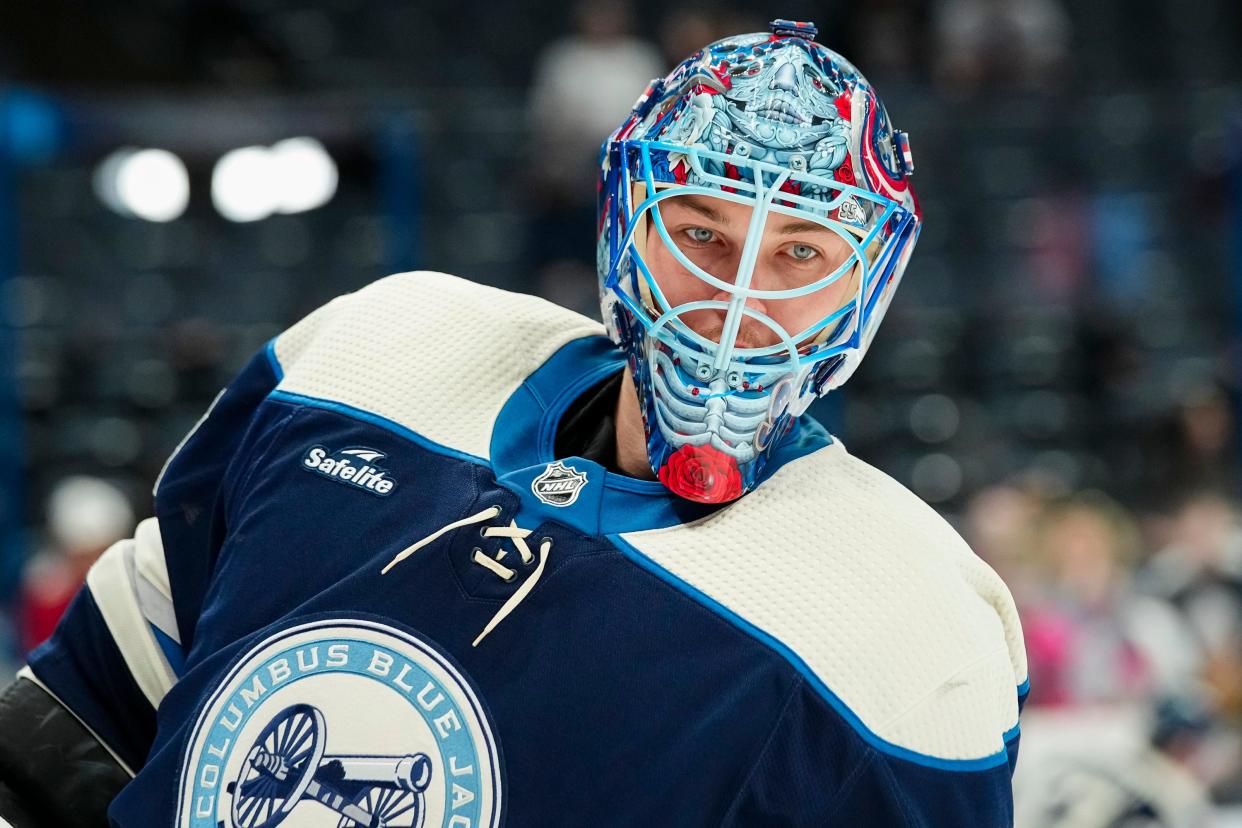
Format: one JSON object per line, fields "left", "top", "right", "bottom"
{"left": 709, "top": 289, "right": 777, "bottom": 348}
{"left": 709, "top": 288, "right": 768, "bottom": 316}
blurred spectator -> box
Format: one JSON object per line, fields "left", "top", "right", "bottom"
{"left": 1029, "top": 182, "right": 1093, "bottom": 305}
{"left": 964, "top": 482, "right": 1045, "bottom": 602}
{"left": 1142, "top": 388, "right": 1240, "bottom": 505}
{"left": 1021, "top": 492, "right": 1191, "bottom": 707}
{"left": 1090, "top": 191, "right": 1159, "bottom": 312}
{"left": 527, "top": 0, "right": 662, "bottom": 196}
{"left": 931, "top": 0, "right": 1071, "bottom": 96}
{"left": 18, "top": 476, "right": 133, "bottom": 652}
{"left": 657, "top": 6, "right": 754, "bottom": 69}
{"left": 526, "top": 0, "right": 662, "bottom": 312}
{"left": 1016, "top": 695, "right": 1217, "bottom": 828}
{"left": 1139, "top": 492, "right": 1242, "bottom": 722}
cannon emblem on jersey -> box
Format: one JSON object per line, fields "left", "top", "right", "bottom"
{"left": 225, "top": 703, "right": 432, "bottom": 828}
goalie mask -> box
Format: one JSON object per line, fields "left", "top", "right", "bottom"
{"left": 597, "top": 19, "right": 921, "bottom": 504}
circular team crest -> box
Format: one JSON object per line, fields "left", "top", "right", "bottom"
{"left": 176, "top": 618, "right": 502, "bottom": 828}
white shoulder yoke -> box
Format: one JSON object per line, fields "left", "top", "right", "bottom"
{"left": 271, "top": 271, "right": 605, "bottom": 460}
{"left": 618, "top": 440, "right": 1028, "bottom": 764}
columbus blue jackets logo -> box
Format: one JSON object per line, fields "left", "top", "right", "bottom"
{"left": 531, "top": 461, "right": 588, "bottom": 507}
{"left": 302, "top": 446, "right": 398, "bottom": 496}
{"left": 177, "top": 618, "right": 501, "bottom": 828}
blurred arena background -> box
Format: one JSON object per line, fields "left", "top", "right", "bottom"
{"left": 0, "top": 0, "right": 1240, "bottom": 824}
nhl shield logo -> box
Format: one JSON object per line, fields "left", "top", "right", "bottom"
{"left": 531, "top": 461, "right": 588, "bottom": 507}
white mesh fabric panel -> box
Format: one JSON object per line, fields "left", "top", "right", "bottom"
{"left": 131, "top": 517, "right": 179, "bottom": 644}
{"left": 944, "top": 526, "right": 1030, "bottom": 692}
{"left": 273, "top": 271, "right": 606, "bottom": 459}
{"left": 619, "top": 440, "right": 1027, "bottom": 762}
{"left": 85, "top": 533, "right": 180, "bottom": 708}
{"left": 132, "top": 517, "right": 170, "bottom": 602}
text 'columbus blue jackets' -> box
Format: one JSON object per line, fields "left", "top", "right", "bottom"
{"left": 26, "top": 271, "right": 1029, "bottom": 827}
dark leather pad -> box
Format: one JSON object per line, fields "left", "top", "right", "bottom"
{"left": 0, "top": 677, "right": 131, "bottom": 827}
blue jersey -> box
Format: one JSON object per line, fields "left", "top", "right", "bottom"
{"left": 27, "top": 272, "right": 1028, "bottom": 827}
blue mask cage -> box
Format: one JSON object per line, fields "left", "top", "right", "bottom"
{"left": 605, "top": 140, "right": 912, "bottom": 384}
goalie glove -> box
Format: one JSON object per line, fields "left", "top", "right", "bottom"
{"left": 0, "top": 676, "right": 131, "bottom": 827}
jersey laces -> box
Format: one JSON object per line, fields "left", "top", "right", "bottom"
{"left": 380, "top": 506, "right": 552, "bottom": 647}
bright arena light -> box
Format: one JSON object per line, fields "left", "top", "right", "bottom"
{"left": 212, "top": 145, "right": 280, "bottom": 223}
{"left": 270, "top": 137, "right": 337, "bottom": 214}
{"left": 93, "top": 149, "right": 130, "bottom": 215}
{"left": 212, "top": 137, "right": 337, "bottom": 222}
{"left": 93, "top": 147, "right": 190, "bottom": 222}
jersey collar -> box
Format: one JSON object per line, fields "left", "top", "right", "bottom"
{"left": 491, "top": 335, "right": 832, "bottom": 536}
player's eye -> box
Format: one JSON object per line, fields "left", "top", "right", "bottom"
{"left": 787, "top": 243, "right": 819, "bottom": 261}
{"left": 684, "top": 227, "right": 717, "bottom": 244}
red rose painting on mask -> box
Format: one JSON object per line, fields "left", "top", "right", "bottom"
{"left": 657, "top": 443, "right": 744, "bottom": 503}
